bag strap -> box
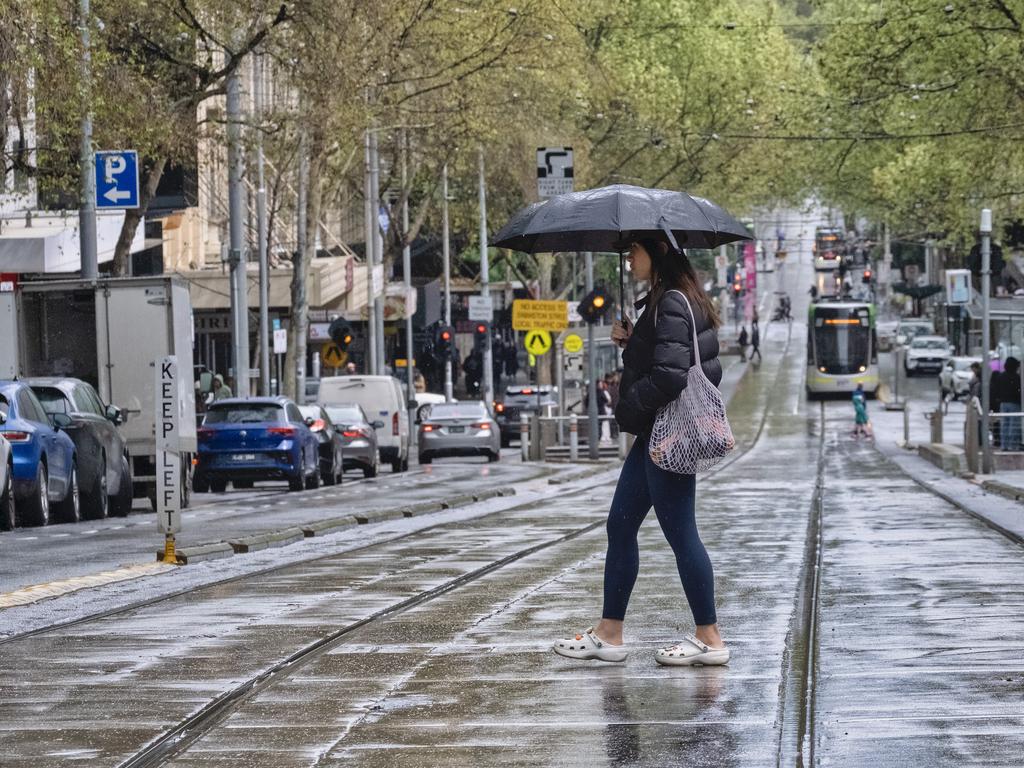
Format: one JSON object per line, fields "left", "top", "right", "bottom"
{"left": 655, "top": 288, "right": 701, "bottom": 367}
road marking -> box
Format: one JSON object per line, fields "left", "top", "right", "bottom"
{"left": 0, "top": 562, "right": 175, "bottom": 609}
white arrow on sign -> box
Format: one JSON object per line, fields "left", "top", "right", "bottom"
{"left": 103, "top": 187, "right": 132, "bottom": 203}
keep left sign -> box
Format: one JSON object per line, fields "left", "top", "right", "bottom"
{"left": 95, "top": 150, "right": 140, "bottom": 209}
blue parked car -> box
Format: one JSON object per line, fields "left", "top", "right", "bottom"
{"left": 193, "top": 397, "right": 321, "bottom": 493}
{"left": 0, "top": 382, "right": 79, "bottom": 526}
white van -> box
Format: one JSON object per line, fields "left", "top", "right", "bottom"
{"left": 319, "top": 376, "right": 410, "bottom": 472}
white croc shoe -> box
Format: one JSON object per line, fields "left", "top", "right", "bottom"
{"left": 655, "top": 635, "right": 730, "bottom": 667}
{"left": 552, "top": 627, "right": 629, "bottom": 662}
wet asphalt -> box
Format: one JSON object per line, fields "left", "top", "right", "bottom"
{"left": 2, "top": 246, "right": 1023, "bottom": 766}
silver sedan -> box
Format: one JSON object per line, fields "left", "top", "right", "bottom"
{"left": 418, "top": 401, "right": 500, "bottom": 464}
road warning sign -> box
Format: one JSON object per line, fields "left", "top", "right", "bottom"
{"left": 563, "top": 333, "right": 583, "bottom": 354}
{"left": 524, "top": 329, "right": 552, "bottom": 356}
{"left": 512, "top": 299, "right": 568, "bottom": 331}
{"left": 321, "top": 343, "right": 348, "bottom": 368}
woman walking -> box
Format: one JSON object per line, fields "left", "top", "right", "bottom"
{"left": 553, "top": 238, "right": 728, "bottom": 666}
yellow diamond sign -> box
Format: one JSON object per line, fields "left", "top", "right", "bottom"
{"left": 524, "top": 329, "right": 552, "bottom": 356}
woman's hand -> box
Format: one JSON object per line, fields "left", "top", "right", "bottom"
{"left": 611, "top": 317, "right": 632, "bottom": 348}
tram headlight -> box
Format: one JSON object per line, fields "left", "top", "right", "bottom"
{"left": 859, "top": 365, "right": 866, "bottom": 372}
{"left": 819, "top": 366, "right": 826, "bottom": 372}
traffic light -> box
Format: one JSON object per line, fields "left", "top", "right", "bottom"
{"left": 578, "top": 288, "right": 612, "bottom": 324}
{"left": 435, "top": 325, "right": 455, "bottom": 359}
{"left": 473, "top": 322, "right": 489, "bottom": 350}
{"left": 328, "top": 318, "right": 353, "bottom": 350}
{"left": 732, "top": 276, "right": 742, "bottom": 297}
{"left": 862, "top": 268, "right": 873, "bottom": 284}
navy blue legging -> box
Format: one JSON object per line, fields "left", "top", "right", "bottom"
{"left": 602, "top": 435, "right": 718, "bottom": 625}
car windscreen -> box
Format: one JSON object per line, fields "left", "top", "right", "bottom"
{"left": 326, "top": 406, "right": 365, "bottom": 424}
{"left": 912, "top": 339, "right": 947, "bottom": 350}
{"left": 204, "top": 404, "right": 284, "bottom": 424}
{"left": 32, "top": 387, "right": 71, "bottom": 415}
{"left": 427, "top": 404, "right": 487, "bottom": 420}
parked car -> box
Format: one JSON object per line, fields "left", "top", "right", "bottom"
{"left": 0, "top": 383, "right": 78, "bottom": 526}
{"left": 939, "top": 357, "right": 982, "bottom": 400}
{"left": 28, "top": 378, "right": 133, "bottom": 519}
{"left": 905, "top": 335, "right": 953, "bottom": 376}
{"left": 194, "top": 397, "right": 320, "bottom": 493}
{"left": 324, "top": 403, "right": 382, "bottom": 478}
{"left": 319, "top": 376, "right": 410, "bottom": 473}
{"left": 895, "top": 319, "right": 934, "bottom": 347}
{"left": 1, "top": 432, "right": 14, "bottom": 531}
{"left": 419, "top": 400, "right": 501, "bottom": 464}
{"left": 495, "top": 385, "right": 557, "bottom": 447}
{"left": 298, "top": 404, "right": 344, "bottom": 486}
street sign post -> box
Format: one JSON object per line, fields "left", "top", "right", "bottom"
{"left": 155, "top": 356, "right": 181, "bottom": 562}
{"left": 524, "top": 329, "right": 552, "bottom": 356}
{"left": 468, "top": 295, "right": 494, "bottom": 322}
{"left": 512, "top": 299, "right": 568, "bottom": 331}
{"left": 537, "top": 147, "right": 574, "bottom": 198}
{"left": 273, "top": 328, "right": 288, "bottom": 354}
{"left": 95, "top": 150, "right": 140, "bottom": 209}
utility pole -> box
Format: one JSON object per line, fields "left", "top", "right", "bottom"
{"left": 585, "top": 251, "right": 599, "bottom": 459}
{"left": 363, "top": 131, "right": 377, "bottom": 376}
{"left": 442, "top": 163, "right": 453, "bottom": 402}
{"left": 369, "top": 131, "right": 386, "bottom": 373}
{"left": 980, "top": 208, "right": 993, "bottom": 474}
{"left": 401, "top": 131, "right": 415, "bottom": 408}
{"left": 78, "top": 0, "right": 97, "bottom": 280}
{"left": 293, "top": 126, "right": 309, "bottom": 403}
{"left": 226, "top": 51, "right": 250, "bottom": 397}
{"left": 478, "top": 147, "right": 494, "bottom": 408}
{"left": 253, "top": 53, "right": 270, "bottom": 396}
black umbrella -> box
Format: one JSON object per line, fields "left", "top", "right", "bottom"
{"left": 492, "top": 184, "right": 753, "bottom": 316}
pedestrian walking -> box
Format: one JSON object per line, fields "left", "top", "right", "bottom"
{"left": 990, "top": 365, "right": 1005, "bottom": 446}
{"left": 210, "top": 374, "right": 232, "bottom": 402}
{"left": 852, "top": 384, "right": 871, "bottom": 439}
{"left": 749, "top": 320, "right": 762, "bottom": 364}
{"left": 553, "top": 237, "right": 729, "bottom": 667}
{"left": 738, "top": 326, "right": 748, "bottom": 362}
{"left": 996, "top": 357, "right": 1021, "bottom": 451}
{"left": 597, "top": 379, "right": 613, "bottom": 442}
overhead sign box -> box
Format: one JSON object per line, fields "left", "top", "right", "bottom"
{"left": 512, "top": 299, "right": 568, "bottom": 331}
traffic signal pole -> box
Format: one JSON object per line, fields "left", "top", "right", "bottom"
{"left": 402, "top": 131, "right": 415, "bottom": 407}
{"left": 478, "top": 148, "right": 494, "bottom": 409}
{"left": 78, "top": 0, "right": 98, "bottom": 280}
{"left": 442, "top": 163, "right": 453, "bottom": 402}
{"left": 364, "top": 131, "right": 377, "bottom": 376}
{"left": 585, "top": 251, "right": 599, "bottom": 459}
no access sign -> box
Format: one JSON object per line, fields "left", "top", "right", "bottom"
{"left": 512, "top": 299, "right": 568, "bottom": 331}
{"left": 95, "top": 150, "right": 140, "bottom": 209}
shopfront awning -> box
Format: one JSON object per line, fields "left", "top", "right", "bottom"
{"left": 0, "top": 211, "right": 143, "bottom": 273}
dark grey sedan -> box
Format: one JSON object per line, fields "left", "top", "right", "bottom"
{"left": 324, "top": 403, "right": 381, "bottom": 478}
{"left": 28, "top": 378, "right": 132, "bottom": 519}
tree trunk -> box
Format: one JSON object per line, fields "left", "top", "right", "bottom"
{"left": 111, "top": 157, "right": 167, "bottom": 276}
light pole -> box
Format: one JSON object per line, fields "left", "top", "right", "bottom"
{"left": 363, "top": 131, "right": 377, "bottom": 376}
{"left": 253, "top": 53, "right": 270, "bottom": 396}
{"left": 980, "top": 208, "right": 993, "bottom": 474}
{"left": 442, "top": 163, "right": 453, "bottom": 402}
{"left": 401, "top": 131, "right": 415, "bottom": 409}
{"left": 478, "top": 147, "right": 494, "bottom": 409}
{"left": 369, "top": 131, "right": 386, "bottom": 373}
{"left": 226, "top": 50, "right": 249, "bottom": 397}
{"left": 78, "top": 0, "right": 97, "bottom": 280}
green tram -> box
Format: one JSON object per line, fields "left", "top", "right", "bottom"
{"left": 806, "top": 301, "right": 879, "bottom": 397}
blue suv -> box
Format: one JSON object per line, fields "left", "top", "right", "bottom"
{"left": 0, "top": 381, "right": 79, "bottom": 526}
{"left": 194, "top": 397, "right": 321, "bottom": 493}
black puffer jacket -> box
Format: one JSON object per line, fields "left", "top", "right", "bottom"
{"left": 615, "top": 289, "right": 722, "bottom": 436}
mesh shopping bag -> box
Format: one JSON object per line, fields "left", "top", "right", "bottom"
{"left": 648, "top": 290, "right": 735, "bottom": 474}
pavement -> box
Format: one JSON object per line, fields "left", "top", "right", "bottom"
{"left": 2, "top": 235, "right": 1024, "bottom": 766}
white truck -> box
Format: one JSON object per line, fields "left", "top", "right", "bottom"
{"left": 0, "top": 276, "right": 197, "bottom": 507}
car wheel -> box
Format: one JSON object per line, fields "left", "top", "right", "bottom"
{"left": 304, "top": 465, "right": 321, "bottom": 490}
{"left": 24, "top": 462, "right": 50, "bottom": 527}
{"left": 322, "top": 458, "right": 336, "bottom": 486}
{"left": 55, "top": 461, "right": 81, "bottom": 524}
{"left": 1, "top": 461, "right": 15, "bottom": 531}
{"left": 110, "top": 455, "right": 134, "bottom": 517}
{"left": 488, "top": 450, "right": 500, "bottom": 463}
{"left": 419, "top": 453, "right": 432, "bottom": 465}
{"left": 288, "top": 457, "right": 305, "bottom": 492}
{"left": 363, "top": 462, "right": 378, "bottom": 478}
{"left": 84, "top": 457, "right": 109, "bottom": 520}
{"left": 191, "top": 472, "right": 210, "bottom": 495}
{"left": 209, "top": 478, "right": 228, "bottom": 494}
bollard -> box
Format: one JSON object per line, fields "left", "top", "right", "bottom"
{"left": 930, "top": 408, "right": 943, "bottom": 444}
{"left": 903, "top": 404, "right": 911, "bottom": 447}
{"left": 520, "top": 413, "right": 529, "bottom": 462}
{"left": 569, "top": 413, "right": 579, "bottom": 461}
{"left": 618, "top": 429, "right": 628, "bottom": 459}
{"left": 965, "top": 405, "right": 979, "bottom": 474}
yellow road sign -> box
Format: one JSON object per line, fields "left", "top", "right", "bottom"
{"left": 524, "top": 329, "right": 552, "bottom": 356}
{"left": 321, "top": 343, "right": 348, "bottom": 368}
{"left": 512, "top": 299, "right": 568, "bottom": 331}
{"left": 563, "top": 333, "right": 583, "bottom": 354}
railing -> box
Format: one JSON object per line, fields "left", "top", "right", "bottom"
{"left": 963, "top": 396, "right": 1023, "bottom": 474}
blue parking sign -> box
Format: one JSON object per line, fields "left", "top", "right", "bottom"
{"left": 95, "top": 150, "right": 140, "bottom": 209}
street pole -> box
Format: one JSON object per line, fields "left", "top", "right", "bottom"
{"left": 980, "top": 208, "right": 993, "bottom": 474}
{"left": 253, "top": 53, "right": 270, "bottom": 396}
{"left": 363, "top": 131, "right": 377, "bottom": 376}
{"left": 369, "top": 130, "right": 385, "bottom": 374}
{"left": 226, "top": 51, "right": 250, "bottom": 397}
{"left": 478, "top": 148, "right": 494, "bottom": 409}
{"left": 585, "top": 251, "right": 599, "bottom": 459}
{"left": 78, "top": 0, "right": 97, "bottom": 280}
{"left": 294, "top": 126, "right": 309, "bottom": 403}
{"left": 401, "top": 131, "right": 415, "bottom": 408}
{"left": 442, "top": 163, "right": 453, "bottom": 402}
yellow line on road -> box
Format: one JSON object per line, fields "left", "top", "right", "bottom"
{"left": 0, "top": 562, "right": 175, "bottom": 609}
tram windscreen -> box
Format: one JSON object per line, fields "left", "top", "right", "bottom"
{"left": 813, "top": 306, "right": 872, "bottom": 375}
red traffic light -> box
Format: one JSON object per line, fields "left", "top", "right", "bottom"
{"left": 475, "top": 323, "right": 487, "bottom": 335}
{"left": 440, "top": 329, "right": 452, "bottom": 341}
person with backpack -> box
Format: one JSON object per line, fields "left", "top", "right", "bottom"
{"left": 552, "top": 237, "right": 728, "bottom": 667}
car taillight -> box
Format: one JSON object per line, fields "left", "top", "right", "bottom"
{"left": 473, "top": 422, "right": 491, "bottom": 431}
{"left": 392, "top": 411, "right": 399, "bottom": 436}
{"left": 495, "top": 403, "right": 505, "bottom": 413}
{"left": 342, "top": 427, "right": 370, "bottom": 439}
{"left": 2, "top": 431, "right": 30, "bottom": 442}
{"left": 310, "top": 419, "right": 325, "bottom": 432}
{"left": 421, "top": 423, "right": 439, "bottom": 433}
{"left": 268, "top": 427, "right": 296, "bottom": 437}
{"left": 197, "top": 427, "right": 214, "bottom": 441}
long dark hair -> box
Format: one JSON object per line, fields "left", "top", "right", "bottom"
{"left": 638, "top": 238, "right": 720, "bottom": 329}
